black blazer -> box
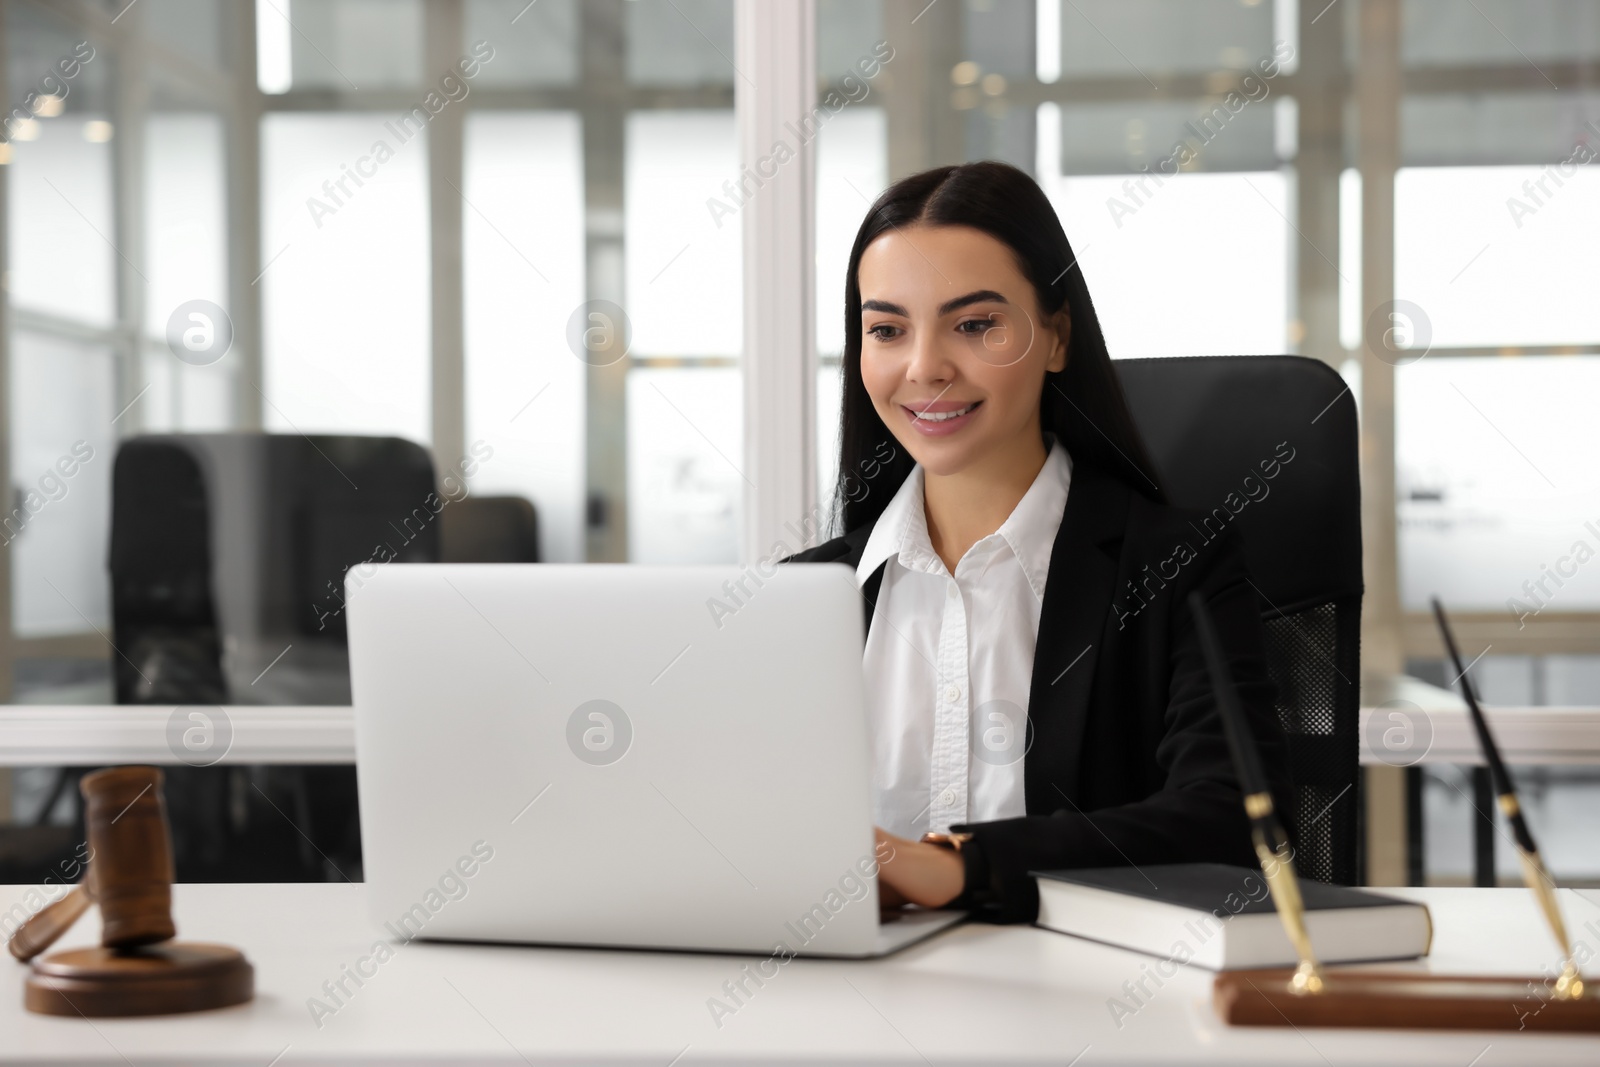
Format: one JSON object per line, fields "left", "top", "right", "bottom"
{"left": 785, "top": 461, "right": 1295, "bottom": 923}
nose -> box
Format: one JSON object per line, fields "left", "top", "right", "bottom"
{"left": 905, "top": 325, "right": 956, "bottom": 386}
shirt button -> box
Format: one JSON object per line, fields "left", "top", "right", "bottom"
{"left": 939, "top": 789, "right": 956, "bottom": 806}
{"left": 946, "top": 584, "right": 958, "bottom": 599}
{"left": 944, "top": 685, "right": 961, "bottom": 702}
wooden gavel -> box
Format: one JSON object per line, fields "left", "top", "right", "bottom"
{"left": 8, "top": 766, "right": 177, "bottom": 962}
{"left": 8, "top": 765, "right": 253, "bottom": 1017}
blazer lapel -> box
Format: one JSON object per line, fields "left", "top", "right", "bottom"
{"left": 1024, "top": 466, "right": 1131, "bottom": 814}
{"left": 814, "top": 523, "right": 878, "bottom": 636}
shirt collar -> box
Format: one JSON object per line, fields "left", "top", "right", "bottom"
{"left": 856, "top": 463, "right": 928, "bottom": 586}
{"left": 855, "top": 439, "right": 1073, "bottom": 601}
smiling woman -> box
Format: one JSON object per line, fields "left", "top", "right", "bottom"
{"left": 786, "top": 161, "right": 1294, "bottom": 923}
{"left": 841, "top": 162, "right": 1162, "bottom": 535}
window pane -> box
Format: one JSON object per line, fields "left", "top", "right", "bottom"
{"left": 466, "top": 0, "right": 578, "bottom": 87}
{"left": 817, "top": 0, "right": 884, "bottom": 81}
{"left": 1396, "top": 166, "right": 1600, "bottom": 348}
{"left": 1056, "top": 98, "right": 1283, "bottom": 175}
{"left": 261, "top": 113, "right": 431, "bottom": 442}
{"left": 8, "top": 333, "right": 116, "bottom": 637}
{"left": 964, "top": 0, "right": 1036, "bottom": 78}
{"left": 143, "top": 109, "right": 236, "bottom": 432}
{"left": 5, "top": 3, "right": 116, "bottom": 327}
{"left": 1055, "top": 0, "right": 1277, "bottom": 79}
{"left": 1042, "top": 168, "right": 1292, "bottom": 358}
{"left": 1396, "top": 356, "right": 1600, "bottom": 612}
{"left": 138, "top": 341, "right": 236, "bottom": 434}
{"left": 624, "top": 111, "right": 741, "bottom": 357}
{"left": 816, "top": 106, "right": 886, "bottom": 359}
{"left": 627, "top": 367, "right": 742, "bottom": 564}
{"left": 143, "top": 0, "right": 223, "bottom": 68}
{"left": 463, "top": 111, "right": 587, "bottom": 563}
{"left": 257, "top": 0, "right": 424, "bottom": 93}
{"left": 7, "top": 124, "right": 116, "bottom": 328}
{"left": 145, "top": 113, "right": 226, "bottom": 333}
{"left": 256, "top": 0, "right": 292, "bottom": 93}
{"left": 1402, "top": 0, "right": 1600, "bottom": 68}
{"left": 815, "top": 105, "right": 885, "bottom": 521}
{"left": 1402, "top": 92, "right": 1600, "bottom": 167}
{"left": 1339, "top": 167, "right": 1362, "bottom": 352}
{"left": 4, "top": 3, "right": 105, "bottom": 113}
{"left": 626, "top": 0, "right": 735, "bottom": 86}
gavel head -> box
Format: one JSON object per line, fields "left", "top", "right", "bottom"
{"left": 80, "top": 766, "right": 177, "bottom": 949}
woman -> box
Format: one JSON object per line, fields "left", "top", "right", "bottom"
{"left": 787, "top": 161, "right": 1293, "bottom": 924}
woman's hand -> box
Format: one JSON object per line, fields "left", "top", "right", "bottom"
{"left": 874, "top": 827, "right": 965, "bottom": 908}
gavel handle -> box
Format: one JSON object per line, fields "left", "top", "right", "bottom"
{"left": 7, "top": 885, "right": 91, "bottom": 962}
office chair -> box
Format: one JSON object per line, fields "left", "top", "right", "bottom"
{"left": 15, "top": 444, "right": 230, "bottom": 845}
{"left": 1114, "top": 355, "right": 1363, "bottom": 885}
{"left": 106, "top": 433, "right": 441, "bottom": 880}
{"left": 109, "top": 441, "right": 229, "bottom": 705}
{"left": 441, "top": 495, "right": 541, "bottom": 563}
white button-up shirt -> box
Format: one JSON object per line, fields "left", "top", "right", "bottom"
{"left": 856, "top": 441, "right": 1073, "bottom": 838}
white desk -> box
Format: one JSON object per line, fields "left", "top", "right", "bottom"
{"left": 4, "top": 696, "right": 1600, "bottom": 767}
{"left": 1358, "top": 675, "right": 1600, "bottom": 766}
{"left": 3, "top": 883, "right": 1597, "bottom": 1064}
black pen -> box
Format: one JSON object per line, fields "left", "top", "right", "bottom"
{"left": 1188, "top": 592, "right": 1323, "bottom": 995}
{"left": 1431, "top": 597, "right": 1584, "bottom": 1001}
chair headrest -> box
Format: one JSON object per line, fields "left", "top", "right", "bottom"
{"left": 1114, "top": 355, "right": 1363, "bottom": 614}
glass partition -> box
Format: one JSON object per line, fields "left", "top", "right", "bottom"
{"left": 1, "top": 0, "right": 747, "bottom": 884}
{"left": 260, "top": 112, "right": 433, "bottom": 443}
{"left": 2, "top": 0, "right": 744, "bottom": 718}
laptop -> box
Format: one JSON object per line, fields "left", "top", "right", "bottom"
{"left": 348, "top": 563, "right": 965, "bottom": 957}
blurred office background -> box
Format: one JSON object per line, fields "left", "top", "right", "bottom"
{"left": 1, "top": 0, "right": 1597, "bottom": 886}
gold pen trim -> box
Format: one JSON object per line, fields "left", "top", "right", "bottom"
{"left": 1252, "top": 836, "right": 1324, "bottom": 996}
{"left": 1244, "top": 791, "right": 1274, "bottom": 819}
{"left": 1515, "top": 847, "right": 1585, "bottom": 1000}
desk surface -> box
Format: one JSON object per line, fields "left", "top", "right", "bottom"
{"left": 3, "top": 884, "right": 1597, "bottom": 1065}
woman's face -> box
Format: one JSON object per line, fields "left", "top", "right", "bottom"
{"left": 857, "top": 223, "right": 1067, "bottom": 478}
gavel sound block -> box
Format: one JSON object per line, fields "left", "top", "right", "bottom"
{"left": 8, "top": 766, "right": 254, "bottom": 1017}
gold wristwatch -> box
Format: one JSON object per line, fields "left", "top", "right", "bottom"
{"left": 920, "top": 831, "right": 974, "bottom": 852}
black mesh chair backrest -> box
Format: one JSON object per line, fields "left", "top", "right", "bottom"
{"left": 1114, "top": 356, "right": 1364, "bottom": 885}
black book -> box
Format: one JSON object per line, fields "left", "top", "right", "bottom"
{"left": 1033, "top": 863, "right": 1433, "bottom": 970}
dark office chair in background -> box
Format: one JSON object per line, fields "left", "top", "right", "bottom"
{"left": 1115, "top": 355, "right": 1364, "bottom": 886}
{"left": 103, "top": 433, "right": 443, "bottom": 881}
{"left": 112, "top": 434, "right": 442, "bottom": 699}
{"left": 441, "top": 496, "right": 541, "bottom": 563}
{"left": 109, "top": 441, "right": 229, "bottom": 705}
{"left": 27, "top": 443, "right": 233, "bottom": 865}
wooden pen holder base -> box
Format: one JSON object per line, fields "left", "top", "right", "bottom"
{"left": 25, "top": 942, "right": 254, "bottom": 1018}
{"left": 1215, "top": 969, "right": 1600, "bottom": 1032}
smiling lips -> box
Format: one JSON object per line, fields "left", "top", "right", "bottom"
{"left": 902, "top": 399, "right": 982, "bottom": 436}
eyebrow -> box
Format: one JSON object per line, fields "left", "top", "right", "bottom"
{"left": 860, "top": 289, "right": 1009, "bottom": 317}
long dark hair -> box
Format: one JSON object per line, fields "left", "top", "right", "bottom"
{"left": 832, "top": 161, "right": 1165, "bottom": 535}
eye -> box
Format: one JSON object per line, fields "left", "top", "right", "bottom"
{"left": 957, "top": 317, "right": 995, "bottom": 335}
{"left": 866, "top": 323, "right": 901, "bottom": 341}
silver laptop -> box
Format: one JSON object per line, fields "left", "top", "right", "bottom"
{"left": 348, "top": 563, "right": 964, "bottom": 957}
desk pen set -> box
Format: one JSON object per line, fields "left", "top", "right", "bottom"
{"left": 1190, "top": 592, "right": 1597, "bottom": 1031}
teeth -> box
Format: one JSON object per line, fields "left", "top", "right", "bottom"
{"left": 914, "top": 403, "right": 975, "bottom": 422}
